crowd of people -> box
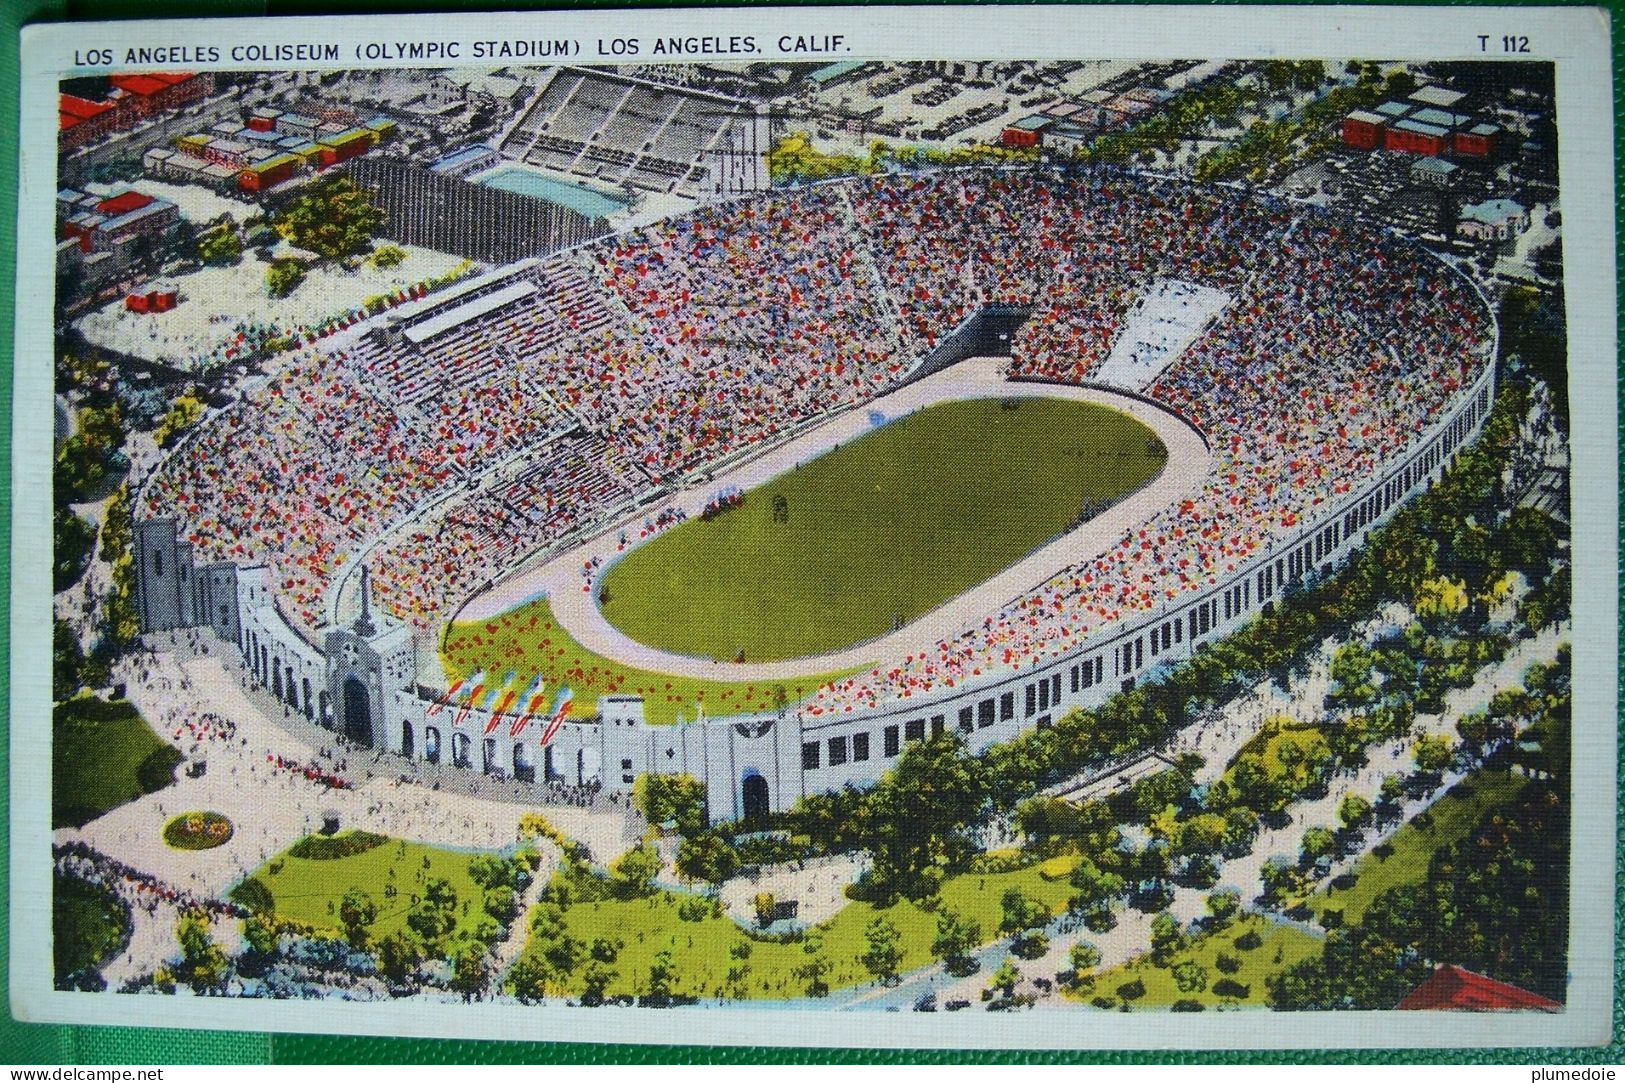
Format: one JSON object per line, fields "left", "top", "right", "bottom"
{"left": 141, "top": 166, "right": 1492, "bottom": 716}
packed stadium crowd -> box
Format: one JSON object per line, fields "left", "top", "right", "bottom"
{"left": 141, "top": 167, "right": 1492, "bottom": 715}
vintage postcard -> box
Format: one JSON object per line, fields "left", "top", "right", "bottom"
{"left": 10, "top": 4, "right": 1617, "bottom": 1050}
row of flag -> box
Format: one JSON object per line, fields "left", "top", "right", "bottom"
{"left": 426, "top": 671, "right": 574, "bottom": 746}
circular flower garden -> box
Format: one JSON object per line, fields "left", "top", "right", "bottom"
{"left": 162, "top": 811, "right": 234, "bottom": 850}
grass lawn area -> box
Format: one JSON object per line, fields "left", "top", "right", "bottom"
{"left": 524, "top": 860, "right": 1078, "bottom": 1000}
{"left": 1079, "top": 913, "right": 1322, "bottom": 1010}
{"left": 1223, "top": 716, "right": 1331, "bottom": 779}
{"left": 442, "top": 595, "right": 856, "bottom": 726}
{"left": 54, "top": 873, "right": 130, "bottom": 981}
{"left": 1302, "top": 769, "right": 1527, "bottom": 927}
{"left": 235, "top": 832, "right": 521, "bottom": 943}
{"left": 53, "top": 696, "right": 182, "bottom": 828}
{"left": 599, "top": 397, "right": 1165, "bottom": 662}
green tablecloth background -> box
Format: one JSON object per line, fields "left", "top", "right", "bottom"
{"left": 1, "top": 0, "right": 1619, "bottom": 1061}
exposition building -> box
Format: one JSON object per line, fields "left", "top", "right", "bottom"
{"left": 132, "top": 166, "right": 1497, "bottom": 823}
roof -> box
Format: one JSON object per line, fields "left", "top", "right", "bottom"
{"left": 1469, "top": 122, "right": 1502, "bottom": 137}
{"left": 1461, "top": 198, "right": 1527, "bottom": 224}
{"left": 1412, "top": 157, "right": 1458, "bottom": 174}
{"left": 1344, "top": 109, "right": 1387, "bottom": 126}
{"left": 1375, "top": 100, "right": 1412, "bottom": 118}
{"left": 1411, "top": 107, "right": 1467, "bottom": 129}
{"left": 1409, "top": 85, "right": 1468, "bottom": 109}
{"left": 1393, "top": 118, "right": 1448, "bottom": 138}
{"left": 60, "top": 94, "right": 114, "bottom": 127}
{"left": 110, "top": 74, "right": 173, "bottom": 97}
{"left": 429, "top": 145, "right": 497, "bottom": 172}
{"left": 99, "top": 201, "right": 174, "bottom": 234}
{"left": 402, "top": 280, "right": 539, "bottom": 345}
{"left": 808, "top": 60, "right": 865, "bottom": 86}
{"left": 243, "top": 153, "right": 301, "bottom": 174}
{"left": 1396, "top": 965, "right": 1561, "bottom": 1012}
{"left": 278, "top": 112, "right": 320, "bottom": 128}
{"left": 96, "top": 190, "right": 155, "bottom": 216}
{"left": 1006, "top": 115, "right": 1053, "bottom": 132}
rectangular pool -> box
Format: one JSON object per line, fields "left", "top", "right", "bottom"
{"left": 473, "top": 166, "right": 631, "bottom": 219}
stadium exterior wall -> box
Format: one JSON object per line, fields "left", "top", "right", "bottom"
{"left": 133, "top": 359, "right": 1496, "bottom": 824}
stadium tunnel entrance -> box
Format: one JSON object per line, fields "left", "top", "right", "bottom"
{"left": 898, "top": 304, "right": 1034, "bottom": 387}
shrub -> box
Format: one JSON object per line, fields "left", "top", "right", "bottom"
{"left": 288, "top": 831, "right": 388, "bottom": 860}
{"left": 1212, "top": 978, "right": 1251, "bottom": 999}
{"left": 1233, "top": 929, "right": 1263, "bottom": 951}
{"left": 1116, "top": 978, "right": 1146, "bottom": 1001}
{"left": 1214, "top": 951, "right": 1242, "bottom": 975}
{"left": 135, "top": 746, "right": 184, "bottom": 793}
{"left": 229, "top": 877, "right": 275, "bottom": 914}
{"left": 1171, "top": 999, "right": 1205, "bottom": 1012}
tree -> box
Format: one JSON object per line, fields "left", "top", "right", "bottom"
{"left": 405, "top": 877, "right": 458, "bottom": 948}
{"left": 1299, "top": 826, "right": 1337, "bottom": 864}
{"left": 1172, "top": 959, "right": 1209, "bottom": 994}
{"left": 1067, "top": 856, "right": 1126, "bottom": 917}
{"left": 610, "top": 843, "right": 661, "bottom": 898}
{"left": 174, "top": 908, "right": 228, "bottom": 993}
{"left": 272, "top": 175, "right": 386, "bottom": 259}
{"left": 1149, "top": 912, "right": 1187, "bottom": 966}
{"left": 1337, "top": 794, "right": 1373, "bottom": 831}
{"left": 1413, "top": 733, "right": 1455, "bottom": 776}
{"left": 265, "top": 258, "right": 305, "bottom": 298}
{"left": 646, "top": 949, "right": 677, "bottom": 1005}
{"left": 450, "top": 941, "right": 489, "bottom": 1000}
{"left": 987, "top": 958, "right": 1022, "bottom": 998}
{"left": 1205, "top": 889, "right": 1241, "bottom": 928}
{"left": 861, "top": 917, "right": 904, "bottom": 985}
{"left": 1000, "top": 887, "right": 1050, "bottom": 957}
{"left": 931, "top": 907, "right": 982, "bottom": 975}
{"left": 375, "top": 928, "right": 424, "bottom": 985}
{"left": 675, "top": 833, "right": 739, "bottom": 888}
{"left": 1068, "top": 940, "right": 1102, "bottom": 980}
{"left": 337, "top": 887, "right": 377, "bottom": 947}
{"left": 154, "top": 390, "right": 205, "bottom": 449}
{"left": 634, "top": 773, "right": 708, "bottom": 836}
{"left": 752, "top": 891, "right": 777, "bottom": 928}
{"left": 861, "top": 733, "right": 989, "bottom": 898}
{"left": 581, "top": 961, "right": 617, "bottom": 1005}
{"left": 196, "top": 225, "right": 241, "bottom": 265}
{"left": 369, "top": 243, "right": 407, "bottom": 268}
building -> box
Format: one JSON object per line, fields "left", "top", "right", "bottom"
{"left": 1458, "top": 198, "right": 1529, "bottom": 242}
{"left": 125, "top": 282, "right": 180, "bottom": 312}
{"left": 428, "top": 144, "right": 501, "bottom": 178}
{"left": 1407, "top": 84, "right": 1469, "bottom": 111}
{"left": 1385, "top": 117, "right": 1449, "bottom": 156}
{"left": 56, "top": 187, "right": 180, "bottom": 276}
{"left": 1340, "top": 109, "right": 1387, "bottom": 151}
{"left": 1453, "top": 122, "right": 1501, "bottom": 159}
{"left": 1411, "top": 156, "right": 1459, "bottom": 189}
{"left": 1000, "top": 114, "right": 1051, "bottom": 148}
{"left": 1396, "top": 965, "right": 1561, "bottom": 1012}
{"left": 59, "top": 73, "right": 215, "bottom": 151}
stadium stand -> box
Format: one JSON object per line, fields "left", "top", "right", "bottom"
{"left": 141, "top": 167, "right": 1494, "bottom": 723}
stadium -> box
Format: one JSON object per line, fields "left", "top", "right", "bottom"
{"left": 131, "top": 165, "right": 1497, "bottom": 823}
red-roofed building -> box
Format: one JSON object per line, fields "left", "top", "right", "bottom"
{"left": 96, "top": 190, "right": 154, "bottom": 216}
{"left": 59, "top": 95, "right": 118, "bottom": 149}
{"left": 59, "top": 72, "right": 215, "bottom": 152}
{"left": 1395, "top": 965, "right": 1562, "bottom": 1012}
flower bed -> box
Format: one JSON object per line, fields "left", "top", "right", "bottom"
{"left": 162, "top": 811, "right": 234, "bottom": 850}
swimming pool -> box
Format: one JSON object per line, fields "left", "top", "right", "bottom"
{"left": 473, "top": 166, "right": 631, "bottom": 219}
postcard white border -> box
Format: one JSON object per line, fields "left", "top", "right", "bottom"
{"left": 11, "top": 4, "right": 1617, "bottom": 1050}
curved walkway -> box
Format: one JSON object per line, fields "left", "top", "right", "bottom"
{"left": 458, "top": 358, "right": 1212, "bottom": 683}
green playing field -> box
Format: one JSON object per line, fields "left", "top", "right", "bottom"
{"left": 598, "top": 396, "right": 1166, "bottom": 662}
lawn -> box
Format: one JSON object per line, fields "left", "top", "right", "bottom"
{"left": 521, "top": 859, "right": 1079, "bottom": 1001}
{"left": 234, "top": 832, "right": 523, "bottom": 944}
{"left": 54, "top": 873, "right": 131, "bottom": 982}
{"left": 1079, "top": 913, "right": 1322, "bottom": 1010}
{"left": 1302, "top": 769, "right": 1528, "bottom": 927}
{"left": 598, "top": 397, "right": 1165, "bottom": 662}
{"left": 53, "top": 696, "right": 182, "bottom": 828}
{"left": 441, "top": 595, "right": 857, "bottom": 726}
